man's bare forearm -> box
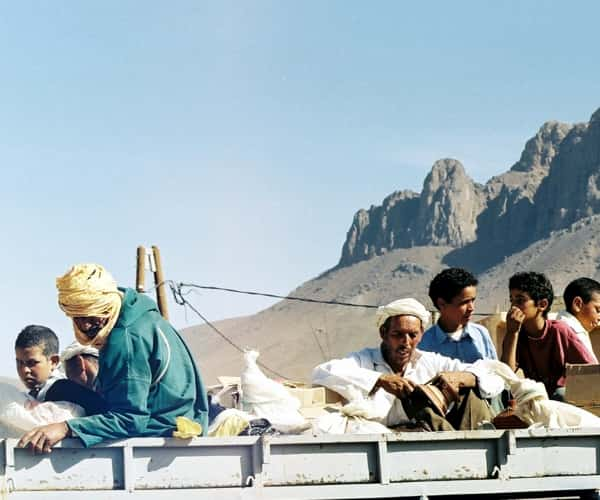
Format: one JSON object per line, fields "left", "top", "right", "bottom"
{"left": 436, "top": 371, "right": 476, "bottom": 390}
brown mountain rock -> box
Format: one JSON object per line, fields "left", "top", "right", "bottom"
{"left": 415, "top": 159, "right": 484, "bottom": 247}
{"left": 184, "top": 107, "right": 600, "bottom": 385}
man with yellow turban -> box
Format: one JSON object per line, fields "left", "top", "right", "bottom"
{"left": 19, "top": 264, "right": 209, "bottom": 452}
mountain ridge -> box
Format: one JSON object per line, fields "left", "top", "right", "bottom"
{"left": 338, "top": 112, "right": 599, "bottom": 272}
{"left": 182, "top": 106, "right": 600, "bottom": 384}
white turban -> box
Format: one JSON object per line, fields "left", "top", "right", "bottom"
{"left": 375, "top": 298, "right": 431, "bottom": 330}
{"left": 60, "top": 341, "right": 100, "bottom": 363}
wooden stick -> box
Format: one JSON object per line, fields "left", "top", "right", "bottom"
{"left": 152, "top": 245, "right": 169, "bottom": 320}
{"left": 136, "top": 246, "right": 146, "bottom": 292}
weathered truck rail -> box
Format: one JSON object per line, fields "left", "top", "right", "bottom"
{"left": 2, "top": 428, "right": 600, "bottom": 499}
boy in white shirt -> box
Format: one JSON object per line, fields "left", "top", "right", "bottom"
{"left": 557, "top": 277, "right": 600, "bottom": 363}
{"left": 15, "top": 325, "right": 63, "bottom": 400}
{"left": 15, "top": 325, "right": 107, "bottom": 414}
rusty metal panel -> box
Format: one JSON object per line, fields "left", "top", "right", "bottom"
{"left": 9, "top": 443, "right": 123, "bottom": 491}
{"left": 133, "top": 444, "right": 255, "bottom": 489}
{"left": 262, "top": 440, "right": 379, "bottom": 486}
{"left": 507, "top": 430, "right": 600, "bottom": 478}
{"left": 387, "top": 437, "right": 497, "bottom": 481}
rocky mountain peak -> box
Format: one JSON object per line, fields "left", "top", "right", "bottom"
{"left": 416, "top": 159, "right": 483, "bottom": 247}
{"left": 338, "top": 189, "right": 420, "bottom": 267}
{"left": 339, "top": 158, "right": 485, "bottom": 267}
{"left": 338, "top": 107, "right": 600, "bottom": 271}
{"left": 532, "top": 108, "right": 600, "bottom": 235}
{"left": 510, "top": 121, "right": 571, "bottom": 172}
{"left": 426, "top": 158, "right": 467, "bottom": 184}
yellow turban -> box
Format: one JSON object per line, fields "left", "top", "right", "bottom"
{"left": 57, "top": 263, "right": 123, "bottom": 349}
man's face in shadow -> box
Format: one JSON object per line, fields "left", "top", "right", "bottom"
{"left": 73, "top": 317, "right": 108, "bottom": 340}
{"left": 380, "top": 315, "right": 423, "bottom": 373}
{"left": 65, "top": 354, "right": 99, "bottom": 390}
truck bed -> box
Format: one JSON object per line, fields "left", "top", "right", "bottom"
{"left": 2, "top": 428, "right": 600, "bottom": 499}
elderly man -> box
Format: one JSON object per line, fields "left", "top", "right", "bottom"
{"left": 312, "top": 298, "right": 503, "bottom": 431}
{"left": 61, "top": 341, "right": 101, "bottom": 390}
{"left": 19, "top": 263, "right": 209, "bottom": 453}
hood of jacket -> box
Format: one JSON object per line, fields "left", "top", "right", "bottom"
{"left": 115, "top": 287, "right": 159, "bottom": 328}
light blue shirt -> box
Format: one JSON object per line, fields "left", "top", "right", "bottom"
{"left": 419, "top": 322, "right": 498, "bottom": 363}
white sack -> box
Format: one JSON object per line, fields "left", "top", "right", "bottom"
{"left": 312, "top": 386, "right": 392, "bottom": 435}
{"left": 312, "top": 412, "right": 391, "bottom": 435}
{"left": 240, "top": 350, "right": 309, "bottom": 434}
{"left": 478, "top": 360, "right": 600, "bottom": 429}
{"left": 0, "top": 382, "right": 85, "bottom": 438}
{"left": 339, "top": 386, "right": 390, "bottom": 420}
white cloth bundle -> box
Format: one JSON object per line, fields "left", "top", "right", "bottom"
{"left": 479, "top": 360, "right": 600, "bottom": 429}
{"left": 0, "top": 382, "right": 85, "bottom": 438}
{"left": 312, "top": 386, "right": 392, "bottom": 435}
{"left": 240, "top": 350, "right": 309, "bottom": 434}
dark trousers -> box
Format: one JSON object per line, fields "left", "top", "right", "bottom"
{"left": 410, "top": 388, "right": 494, "bottom": 431}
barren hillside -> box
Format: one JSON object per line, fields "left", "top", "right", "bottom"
{"left": 183, "top": 214, "right": 600, "bottom": 384}
{"left": 182, "top": 107, "right": 600, "bottom": 385}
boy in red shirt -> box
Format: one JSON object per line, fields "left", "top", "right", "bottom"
{"left": 501, "top": 272, "right": 595, "bottom": 400}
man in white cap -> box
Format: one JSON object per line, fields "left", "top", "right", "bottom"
{"left": 61, "top": 341, "right": 101, "bottom": 390}
{"left": 312, "top": 298, "right": 503, "bottom": 430}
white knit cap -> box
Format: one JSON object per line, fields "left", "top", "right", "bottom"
{"left": 60, "top": 341, "right": 100, "bottom": 363}
{"left": 375, "top": 298, "right": 430, "bottom": 329}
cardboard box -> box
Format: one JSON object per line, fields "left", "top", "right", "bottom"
{"left": 323, "top": 387, "right": 346, "bottom": 404}
{"left": 209, "top": 376, "right": 242, "bottom": 409}
{"left": 285, "top": 386, "right": 325, "bottom": 407}
{"left": 565, "top": 363, "right": 600, "bottom": 416}
{"left": 284, "top": 384, "right": 345, "bottom": 408}
{"left": 476, "top": 312, "right": 506, "bottom": 356}
{"left": 210, "top": 377, "right": 346, "bottom": 410}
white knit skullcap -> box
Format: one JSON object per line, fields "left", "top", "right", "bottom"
{"left": 375, "top": 298, "right": 430, "bottom": 329}
{"left": 60, "top": 341, "right": 100, "bottom": 363}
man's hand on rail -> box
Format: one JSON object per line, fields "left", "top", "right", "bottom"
{"left": 18, "top": 422, "right": 70, "bottom": 454}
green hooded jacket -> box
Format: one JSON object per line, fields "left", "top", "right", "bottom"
{"left": 67, "top": 288, "right": 208, "bottom": 447}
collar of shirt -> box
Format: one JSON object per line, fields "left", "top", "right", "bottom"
{"left": 556, "top": 310, "right": 585, "bottom": 334}
{"left": 35, "top": 368, "right": 66, "bottom": 401}
{"left": 433, "top": 322, "right": 475, "bottom": 343}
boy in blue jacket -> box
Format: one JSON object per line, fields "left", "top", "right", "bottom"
{"left": 420, "top": 268, "right": 497, "bottom": 363}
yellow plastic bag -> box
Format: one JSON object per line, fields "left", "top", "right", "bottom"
{"left": 208, "top": 409, "right": 251, "bottom": 437}
{"left": 172, "top": 416, "right": 202, "bottom": 438}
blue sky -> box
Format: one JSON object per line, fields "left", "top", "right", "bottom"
{"left": 1, "top": 1, "right": 599, "bottom": 378}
